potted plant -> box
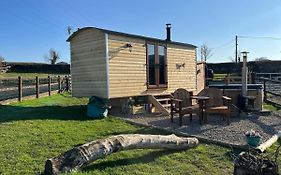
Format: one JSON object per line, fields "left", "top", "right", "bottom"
{"left": 245, "top": 129, "right": 262, "bottom": 147}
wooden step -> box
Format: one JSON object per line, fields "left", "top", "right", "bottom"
{"left": 154, "top": 94, "right": 172, "bottom": 99}
{"left": 156, "top": 98, "right": 171, "bottom": 102}
{"left": 148, "top": 95, "right": 170, "bottom": 116}
{"left": 162, "top": 104, "right": 171, "bottom": 108}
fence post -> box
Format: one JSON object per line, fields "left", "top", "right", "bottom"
{"left": 248, "top": 71, "right": 252, "bottom": 84}
{"left": 65, "top": 75, "right": 69, "bottom": 92}
{"left": 58, "top": 76, "right": 61, "bottom": 93}
{"left": 36, "top": 76, "right": 39, "bottom": 98}
{"left": 18, "top": 76, "right": 22, "bottom": 101}
{"left": 251, "top": 72, "right": 256, "bottom": 84}
{"left": 263, "top": 79, "right": 267, "bottom": 102}
{"left": 48, "top": 76, "right": 51, "bottom": 96}
{"left": 224, "top": 74, "right": 230, "bottom": 85}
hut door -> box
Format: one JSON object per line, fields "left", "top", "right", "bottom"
{"left": 147, "top": 43, "right": 167, "bottom": 89}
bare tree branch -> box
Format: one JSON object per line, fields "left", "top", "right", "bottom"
{"left": 67, "top": 26, "right": 72, "bottom": 35}
{"left": 0, "top": 56, "right": 5, "bottom": 67}
{"left": 254, "top": 57, "right": 270, "bottom": 62}
{"left": 44, "top": 49, "right": 60, "bottom": 65}
{"left": 200, "top": 43, "right": 213, "bottom": 62}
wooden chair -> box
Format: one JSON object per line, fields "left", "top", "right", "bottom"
{"left": 170, "top": 88, "right": 199, "bottom": 126}
{"left": 198, "top": 88, "right": 232, "bottom": 125}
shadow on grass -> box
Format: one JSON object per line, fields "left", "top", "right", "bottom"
{"left": 0, "top": 104, "right": 89, "bottom": 123}
{"left": 82, "top": 149, "right": 181, "bottom": 172}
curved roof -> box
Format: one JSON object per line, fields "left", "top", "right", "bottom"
{"left": 66, "top": 27, "right": 197, "bottom": 48}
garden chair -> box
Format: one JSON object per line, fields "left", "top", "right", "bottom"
{"left": 170, "top": 88, "right": 199, "bottom": 126}
{"left": 197, "top": 87, "right": 232, "bottom": 125}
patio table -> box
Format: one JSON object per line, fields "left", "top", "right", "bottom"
{"left": 192, "top": 96, "right": 210, "bottom": 124}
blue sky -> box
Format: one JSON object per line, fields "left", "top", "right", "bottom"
{"left": 1, "top": 0, "right": 281, "bottom": 63}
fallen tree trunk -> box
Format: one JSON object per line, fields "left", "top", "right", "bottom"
{"left": 45, "top": 134, "right": 199, "bottom": 175}
{"left": 256, "top": 131, "right": 281, "bottom": 153}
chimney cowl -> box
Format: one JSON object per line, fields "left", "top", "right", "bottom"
{"left": 166, "top": 24, "right": 171, "bottom": 42}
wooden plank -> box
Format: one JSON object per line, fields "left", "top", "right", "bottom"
{"left": 157, "top": 98, "right": 171, "bottom": 102}
{"left": 71, "top": 51, "right": 106, "bottom": 58}
{"left": 18, "top": 76, "right": 22, "bottom": 101}
{"left": 258, "top": 77, "right": 281, "bottom": 84}
{"left": 264, "top": 99, "right": 281, "bottom": 108}
{"left": 71, "top": 37, "right": 105, "bottom": 46}
{"left": 148, "top": 95, "right": 170, "bottom": 116}
{"left": 265, "top": 90, "right": 281, "bottom": 97}
{"left": 48, "top": 76, "right": 51, "bottom": 96}
{"left": 70, "top": 29, "right": 107, "bottom": 98}
{"left": 108, "top": 34, "right": 145, "bottom": 44}
{"left": 71, "top": 56, "right": 105, "bottom": 61}
{"left": 36, "top": 76, "right": 39, "bottom": 98}
{"left": 58, "top": 76, "right": 61, "bottom": 93}
{"left": 0, "top": 90, "right": 60, "bottom": 105}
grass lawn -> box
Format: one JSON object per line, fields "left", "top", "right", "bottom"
{"left": 213, "top": 74, "right": 227, "bottom": 81}
{"left": 0, "top": 93, "right": 280, "bottom": 175}
{"left": 0, "top": 72, "right": 66, "bottom": 79}
{"left": 263, "top": 102, "right": 281, "bottom": 111}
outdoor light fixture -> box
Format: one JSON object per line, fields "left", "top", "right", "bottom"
{"left": 125, "top": 43, "right": 133, "bottom": 52}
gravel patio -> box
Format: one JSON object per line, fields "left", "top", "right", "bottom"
{"left": 118, "top": 111, "right": 281, "bottom": 148}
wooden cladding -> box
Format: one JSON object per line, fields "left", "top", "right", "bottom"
{"left": 69, "top": 28, "right": 197, "bottom": 99}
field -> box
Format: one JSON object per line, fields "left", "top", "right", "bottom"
{"left": 213, "top": 73, "right": 227, "bottom": 81}
{"left": 0, "top": 72, "right": 64, "bottom": 79}
{"left": 0, "top": 93, "right": 280, "bottom": 174}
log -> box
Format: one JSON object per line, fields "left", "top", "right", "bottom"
{"left": 44, "top": 134, "right": 199, "bottom": 175}
{"left": 256, "top": 131, "right": 281, "bottom": 153}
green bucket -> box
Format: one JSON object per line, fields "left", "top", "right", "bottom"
{"left": 246, "top": 136, "right": 261, "bottom": 147}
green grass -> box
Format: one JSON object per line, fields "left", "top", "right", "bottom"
{"left": 213, "top": 73, "right": 241, "bottom": 81}
{"left": 263, "top": 102, "right": 281, "bottom": 111}
{"left": 213, "top": 73, "right": 227, "bottom": 81}
{"left": 0, "top": 93, "right": 280, "bottom": 175}
{"left": 0, "top": 72, "right": 66, "bottom": 79}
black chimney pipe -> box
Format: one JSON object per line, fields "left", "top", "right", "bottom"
{"left": 166, "top": 23, "right": 171, "bottom": 42}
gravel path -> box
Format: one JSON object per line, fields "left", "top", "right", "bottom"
{"left": 117, "top": 111, "right": 281, "bottom": 147}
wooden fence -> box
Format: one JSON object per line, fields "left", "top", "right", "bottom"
{"left": 258, "top": 78, "right": 281, "bottom": 107}
{"left": 0, "top": 75, "right": 70, "bottom": 104}
{"left": 223, "top": 73, "right": 255, "bottom": 84}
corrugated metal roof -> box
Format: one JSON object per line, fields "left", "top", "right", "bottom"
{"left": 66, "top": 27, "right": 197, "bottom": 48}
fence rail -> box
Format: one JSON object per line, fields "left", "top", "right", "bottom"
{"left": 257, "top": 77, "right": 281, "bottom": 107}
{"left": 223, "top": 73, "right": 255, "bottom": 84}
{"left": 0, "top": 75, "right": 71, "bottom": 103}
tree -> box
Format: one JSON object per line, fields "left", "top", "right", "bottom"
{"left": 0, "top": 55, "right": 5, "bottom": 66}
{"left": 254, "top": 57, "right": 270, "bottom": 62}
{"left": 200, "top": 43, "right": 213, "bottom": 62}
{"left": 0, "top": 56, "right": 5, "bottom": 67}
{"left": 44, "top": 49, "right": 60, "bottom": 65}
{"left": 67, "top": 26, "right": 72, "bottom": 35}
{"left": 0, "top": 55, "right": 10, "bottom": 72}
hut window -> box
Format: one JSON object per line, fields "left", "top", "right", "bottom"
{"left": 146, "top": 43, "right": 167, "bottom": 89}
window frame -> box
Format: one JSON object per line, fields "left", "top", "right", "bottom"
{"left": 146, "top": 42, "right": 168, "bottom": 89}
